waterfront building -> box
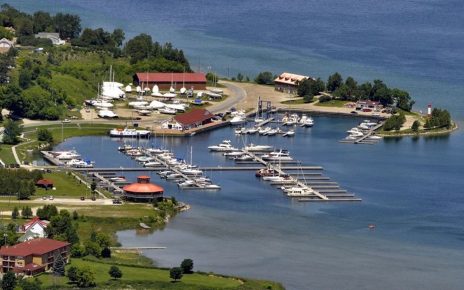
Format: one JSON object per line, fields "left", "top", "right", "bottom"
{"left": 274, "top": 72, "right": 312, "bottom": 94}
{"left": 34, "top": 32, "right": 65, "bottom": 45}
{"left": 162, "top": 108, "right": 215, "bottom": 131}
{"left": 355, "top": 100, "right": 383, "bottom": 111}
{"left": 0, "top": 38, "right": 14, "bottom": 54}
{"left": 122, "top": 176, "right": 164, "bottom": 201}
{"left": 133, "top": 72, "right": 207, "bottom": 91}
{"left": 0, "top": 238, "right": 70, "bottom": 276}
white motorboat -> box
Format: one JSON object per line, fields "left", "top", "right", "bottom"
{"left": 246, "top": 127, "right": 259, "bottom": 134}
{"left": 266, "top": 128, "right": 278, "bottom": 136}
{"left": 349, "top": 131, "right": 364, "bottom": 138}
{"left": 181, "top": 168, "right": 203, "bottom": 176}
{"left": 285, "top": 187, "right": 314, "bottom": 197}
{"left": 230, "top": 115, "right": 246, "bottom": 125}
{"left": 234, "top": 127, "right": 245, "bottom": 135}
{"left": 368, "top": 135, "right": 383, "bottom": 140}
{"left": 109, "top": 128, "right": 151, "bottom": 137}
{"left": 98, "top": 109, "right": 118, "bottom": 118}
{"left": 53, "top": 150, "right": 81, "bottom": 160}
{"left": 258, "top": 127, "right": 271, "bottom": 135}
{"left": 300, "top": 116, "right": 314, "bottom": 127}
{"left": 223, "top": 151, "right": 244, "bottom": 157}
{"left": 262, "top": 175, "right": 290, "bottom": 182}
{"left": 159, "top": 107, "right": 177, "bottom": 115}
{"left": 244, "top": 144, "right": 273, "bottom": 152}
{"left": 109, "top": 176, "right": 126, "bottom": 182}
{"left": 128, "top": 101, "right": 148, "bottom": 107}
{"left": 66, "top": 159, "right": 93, "bottom": 168}
{"left": 90, "top": 99, "right": 113, "bottom": 108}
{"left": 145, "top": 148, "right": 169, "bottom": 154}
{"left": 234, "top": 154, "right": 253, "bottom": 161}
{"left": 135, "top": 156, "right": 154, "bottom": 162}
{"left": 137, "top": 109, "right": 152, "bottom": 116}
{"left": 208, "top": 140, "right": 238, "bottom": 152}
{"left": 347, "top": 127, "right": 362, "bottom": 134}
{"left": 283, "top": 129, "right": 295, "bottom": 137}
{"left": 262, "top": 150, "right": 293, "bottom": 161}
{"left": 143, "top": 161, "right": 162, "bottom": 167}
{"left": 126, "top": 149, "right": 143, "bottom": 157}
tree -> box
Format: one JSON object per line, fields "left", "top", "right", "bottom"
{"left": 84, "top": 240, "right": 102, "bottom": 257}
{"left": 67, "top": 266, "right": 79, "bottom": 282}
{"left": 72, "top": 210, "right": 79, "bottom": 220}
{"left": 109, "top": 266, "right": 122, "bottom": 279}
{"left": 236, "top": 73, "right": 244, "bottom": 82}
{"left": 32, "top": 11, "right": 53, "bottom": 33}
{"left": 75, "top": 267, "right": 96, "bottom": 288}
{"left": 297, "top": 78, "right": 325, "bottom": 102}
{"left": 19, "top": 68, "right": 32, "bottom": 89}
{"left": 111, "top": 28, "right": 125, "bottom": 47}
{"left": 170, "top": 267, "right": 183, "bottom": 282}
{"left": 54, "top": 13, "right": 81, "bottom": 39}
{"left": 180, "top": 258, "right": 194, "bottom": 274}
{"left": 53, "top": 253, "right": 66, "bottom": 276}
{"left": 21, "top": 206, "right": 33, "bottom": 218}
{"left": 101, "top": 247, "right": 111, "bottom": 258}
{"left": 124, "top": 33, "right": 153, "bottom": 64}
{"left": 70, "top": 244, "right": 85, "bottom": 258}
{"left": 1, "top": 271, "right": 16, "bottom": 290}
{"left": 18, "top": 278, "right": 42, "bottom": 290}
{"left": 11, "top": 207, "right": 19, "bottom": 219}
{"left": 411, "top": 120, "right": 420, "bottom": 132}
{"left": 255, "top": 71, "right": 274, "bottom": 85}
{"left": 2, "top": 119, "right": 23, "bottom": 145}
{"left": 37, "top": 128, "right": 53, "bottom": 143}
{"left": 327, "top": 72, "right": 343, "bottom": 92}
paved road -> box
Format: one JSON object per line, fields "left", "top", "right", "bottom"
{"left": 209, "top": 81, "right": 247, "bottom": 113}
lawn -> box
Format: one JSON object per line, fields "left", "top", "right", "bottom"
{"left": 0, "top": 144, "right": 16, "bottom": 165}
{"left": 36, "top": 258, "right": 284, "bottom": 290}
{"left": 280, "top": 98, "right": 306, "bottom": 105}
{"left": 35, "top": 172, "right": 92, "bottom": 198}
{"left": 315, "top": 99, "right": 350, "bottom": 107}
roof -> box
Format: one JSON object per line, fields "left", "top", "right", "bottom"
{"left": 36, "top": 179, "right": 54, "bottom": 186}
{"left": 123, "top": 176, "right": 164, "bottom": 193}
{"left": 21, "top": 217, "right": 49, "bottom": 231}
{"left": 0, "top": 238, "right": 70, "bottom": 257}
{"left": 135, "top": 72, "right": 206, "bottom": 83}
{"left": 174, "top": 109, "right": 214, "bottom": 126}
{"left": 14, "top": 263, "right": 45, "bottom": 273}
{"left": 274, "top": 72, "right": 310, "bottom": 85}
{"left": 36, "top": 32, "right": 60, "bottom": 38}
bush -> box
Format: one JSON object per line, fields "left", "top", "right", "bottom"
{"left": 180, "top": 258, "right": 194, "bottom": 274}
{"left": 411, "top": 120, "right": 420, "bottom": 132}
{"left": 109, "top": 265, "right": 122, "bottom": 279}
{"left": 254, "top": 71, "right": 274, "bottom": 85}
{"left": 67, "top": 266, "right": 79, "bottom": 282}
{"left": 101, "top": 247, "right": 111, "bottom": 258}
{"left": 383, "top": 113, "right": 406, "bottom": 131}
{"left": 37, "top": 128, "right": 54, "bottom": 143}
{"left": 70, "top": 244, "right": 85, "bottom": 257}
{"left": 169, "top": 267, "right": 183, "bottom": 282}
{"left": 319, "top": 95, "right": 332, "bottom": 103}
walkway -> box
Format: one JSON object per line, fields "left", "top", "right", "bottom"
{"left": 209, "top": 81, "right": 247, "bottom": 113}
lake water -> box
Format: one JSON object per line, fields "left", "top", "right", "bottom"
{"left": 12, "top": 0, "right": 464, "bottom": 289}
{"left": 53, "top": 115, "right": 464, "bottom": 290}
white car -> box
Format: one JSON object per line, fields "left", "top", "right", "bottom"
{"left": 62, "top": 119, "right": 71, "bottom": 123}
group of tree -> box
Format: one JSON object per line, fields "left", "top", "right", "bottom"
{"left": 0, "top": 222, "right": 19, "bottom": 247}
{"left": 71, "top": 28, "right": 125, "bottom": 54}
{"left": 11, "top": 206, "right": 33, "bottom": 219}
{"left": 255, "top": 71, "right": 275, "bottom": 85}
{"left": 424, "top": 108, "right": 452, "bottom": 129}
{"left": 323, "top": 72, "right": 415, "bottom": 111}
{"left": 297, "top": 78, "right": 326, "bottom": 103}
{"left": 383, "top": 113, "right": 406, "bottom": 131}
{"left": 0, "top": 4, "right": 81, "bottom": 45}
{"left": 45, "top": 208, "right": 80, "bottom": 244}
{"left": 169, "top": 258, "right": 195, "bottom": 282}
{"left": 0, "top": 48, "right": 16, "bottom": 84}
{"left": 0, "top": 57, "right": 72, "bottom": 120}
{"left": 37, "top": 128, "right": 54, "bottom": 143}
{"left": 67, "top": 266, "right": 96, "bottom": 288}
{"left": 0, "top": 168, "right": 42, "bottom": 199}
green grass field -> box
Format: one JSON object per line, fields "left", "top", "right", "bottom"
{"left": 0, "top": 144, "right": 16, "bottom": 164}
{"left": 36, "top": 258, "right": 284, "bottom": 290}
{"left": 315, "top": 99, "right": 350, "bottom": 107}
{"left": 35, "top": 172, "right": 92, "bottom": 198}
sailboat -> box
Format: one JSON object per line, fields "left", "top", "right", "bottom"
{"left": 254, "top": 96, "right": 265, "bottom": 123}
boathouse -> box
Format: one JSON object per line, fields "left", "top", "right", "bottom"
{"left": 133, "top": 72, "right": 207, "bottom": 91}
{"left": 163, "top": 109, "right": 215, "bottom": 131}
{"left": 274, "top": 72, "right": 312, "bottom": 94}
{"left": 122, "top": 176, "right": 164, "bottom": 202}
{"left": 0, "top": 238, "right": 70, "bottom": 275}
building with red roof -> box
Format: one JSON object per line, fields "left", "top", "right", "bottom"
{"left": 134, "top": 72, "right": 207, "bottom": 90}
{"left": 0, "top": 238, "right": 70, "bottom": 276}
{"left": 35, "top": 179, "right": 54, "bottom": 189}
{"left": 17, "top": 217, "right": 50, "bottom": 242}
{"left": 274, "top": 72, "right": 313, "bottom": 94}
{"left": 123, "top": 176, "right": 164, "bottom": 202}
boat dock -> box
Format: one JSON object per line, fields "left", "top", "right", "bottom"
{"left": 242, "top": 150, "right": 360, "bottom": 202}
{"left": 71, "top": 165, "right": 323, "bottom": 172}
{"left": 41, "top": 151, "right": 65, "bottom": 166}
{"left": 339, "top": 122, "right": 384, "bottom": 144}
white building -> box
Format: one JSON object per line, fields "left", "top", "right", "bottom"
{"left": 35, "top": 32, "right": 66, "bottom": 45}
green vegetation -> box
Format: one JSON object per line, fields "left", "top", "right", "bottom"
{"left": 383, "top": 113, "right": 406, "bottom": 131}
{"left": 1, "top": 271, "right": 16, "bottom": 290}
{"left": 411, "top": 120, "right": 420, "bottom": 132}
{"left": 255, "top": 71, "right": 275, "bottom": 85}
{"left": 424, "top": 108, "right": 452, "bottom": 129}
{"left": 0, "top": 144, "right": 16, "bottom": 164}
{"left": 0, "top": 168, "right": 42, "bottom": 199}
{"left": 170, "top": 267, "right": 183, "bottom": 282}
{"left": 315, "top": 99, "right": 350, "bottom": 107}
{"left": 2, "top": 119, "right": 23, "bottom": 145}
{"left": 35, "top": 172, "right": 91, "bottom": 198}
{"left": 296, "top": 78, "right": 325, "bottom": 102}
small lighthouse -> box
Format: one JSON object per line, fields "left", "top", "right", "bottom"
{"left": 427, "top": 104, "right": 432, "bottom": 116}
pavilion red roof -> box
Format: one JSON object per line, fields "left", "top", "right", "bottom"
{"left": 0, "top": 238, "right": 69, "bottom": 257}
{"left": 174, "top": 109, "right": 214, "bottom": 126}
{"left": 123, "top": 176, "right": 164, "bottom": 193}
{"left": 135, "top": 72, "right": 206, "bottom": 83}
{"left": 35, "top": 179, "right": 54, "bottom": 186}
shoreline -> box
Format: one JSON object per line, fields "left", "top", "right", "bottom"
{"left": 379, "top": 122, "right": 459, "bottom": 138}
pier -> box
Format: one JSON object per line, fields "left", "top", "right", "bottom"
{"left": 339, "top": 122, "right": 384, "bottom": 144}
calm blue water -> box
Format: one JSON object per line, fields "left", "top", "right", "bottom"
{"left": 54, "top": 116, "right": 464, "bottom": 290}
{"left": 11, "top": 0, "right": 464, "bottom": 119}
{"left": 13, "top": 1, "right": 464, "bottom": 289}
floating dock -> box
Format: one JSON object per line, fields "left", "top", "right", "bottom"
{"left": 339, "top": 122, "right": 384, "bottom": 144}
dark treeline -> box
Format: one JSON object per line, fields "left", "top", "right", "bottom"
{"left": 296, "top": 72, "right": 415, "bottom": 111}
{"left": 0, "top": 168, "right": 43, "bottom": 199}
{"left": 424, "top": 108, "right": 451, "bottom": 129}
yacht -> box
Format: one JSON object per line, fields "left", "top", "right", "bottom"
{"left": 135, "top": 156, "right": 154, "bottom": 162}
{"left": 259, "top": 127, "right": 271, "bottom": 135}
{"left": 145, "top": 148, "right": 169, "bottom": 154}
{"left": 66, "top": 159, "right": 93, "bottom": 168}
{"left": 255, "top": 168, "right": 278, "bottom": 177}
{"left": 244, "top": 144, "right": 273, "bottom": 152}
{"left": 230, "top": 114, "right": 246, "bottom": 125}
{"left": 266, "top": 128, "right": 278, "bottom": 136}
{"left": 262, "top": 175, "right": 290, "bottom": 182}
{"left": 53, "top": 151, "right": 81, "bottom": 160}
{"left": 208, "top": 140, "right": 238, "bottom": 152}
{"left": 109, "top": 128, "right": 151, "bottom": 138}
{"left": 234, "top": 154, "right": 253, "bottom": 161}
{"left": 109, "top": 176, "right": 126, "bottom": 182}
{"left": 223, "top": 151, "right": 244, "bottom": 157}
{"left": 180, "top": 168, "right": 203, "bottom": 176}
{"left": 246, "top": 127, "right": 259, "bottom": 134}
{"left": 118, "top": 144, "right": 134, "bottom": 152}
{"left": 234, "top": 127, "right": 246, "bottom": 135}
{"left": 262, "top": 150, "right": 293, "bottom": 161}
{"left": 285, "top": 187, "right": 313, "bottom": 197}
{"left": 368, "top": 135, "right": 383, "bottom": 140}
{"left": 143, "top": 161, "right": 162, "bottom": 167}
{"left": 98, "top": 109, "right": 118, "bottom": 118}
{"left": 300, "top": 116, "right": 314, "bottom": 127}
{"left": 347, "top": 127, "right": 362, "bottom": 134}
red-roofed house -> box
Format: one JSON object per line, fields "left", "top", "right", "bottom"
{"left": 162, "top": 109, "right": 215, "bottom": 131}
{"left": 17, "top": 217, "right": 49, "bottom": 242}
{"left": 274, "top": 72, "right": 313, "bottom": 94}
{"left": 134, "top": 72, "right": 207, "bottom": 90}
{"left": 0, "top": 238, "right": 70, "bottom": 276}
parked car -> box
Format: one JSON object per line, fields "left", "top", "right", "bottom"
{"left": 49, "top": 196, "right": 54, "bottom": 200}
{"left": 62, "top": 119, "right": 71, "bottom": 123}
